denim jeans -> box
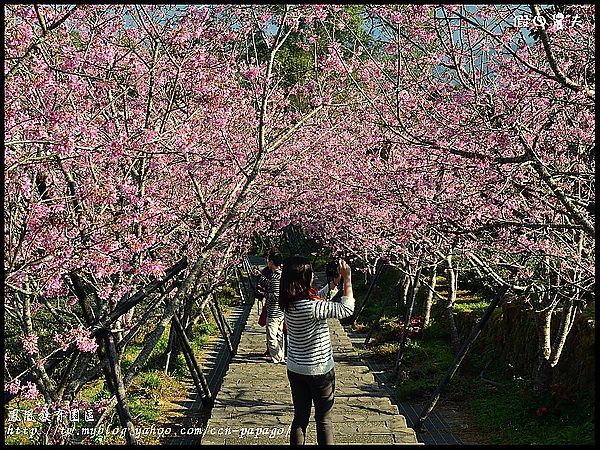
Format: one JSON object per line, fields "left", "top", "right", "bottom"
{"left": 287, "top": 368, "right": 335, "bottom": 445}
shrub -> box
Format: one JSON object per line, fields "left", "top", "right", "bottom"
{"left": 526, "top": 383, "right": 579, "bottom": 421}
{"left": 142, "top": 371, "right": 163, "bottom": 390}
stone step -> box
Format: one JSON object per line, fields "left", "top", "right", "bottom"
{"left": 201, "top": 293, "right": 420, "bottom": 445}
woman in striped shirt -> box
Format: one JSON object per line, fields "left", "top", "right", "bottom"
{"left": 279, "top": 255, "right": 354, "bottom": 445}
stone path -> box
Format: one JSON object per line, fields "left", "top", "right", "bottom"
{"left": 346, "top": 332, "right": 463, "bottom": 445}
{"left": 202, "top": 272, "right": 421, "bottom": 445}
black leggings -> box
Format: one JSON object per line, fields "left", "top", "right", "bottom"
{"left": 287, "top": 368, "right": 335, "bottom": 445}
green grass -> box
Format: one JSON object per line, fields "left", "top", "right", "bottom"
{"left": 191, "top": 321, "right": 218, "bottom": 351}
{"left": 370, "top": 341, "right": 399, "bottom": 360}
{"left": 128, "top": 395, "right": 161, "bottom": 424}
{"left": 121, "top": 343, "right": 143, "bottom": 373}
{"left": 360, "top": 273, "right": 595, "bottom": 445}
{"left": 470, "top": 379, "right": 595, "bottom": 444}
{"left": 383, "top": 324, "right": 595, "bottom": 444}
{"left": 142, "top": 371, "right": 164, "bottom": 390}
{"left": 168, "top": 353, "right": 188, "bottom": 380}
{"left": 311, "top": 255, "right": 331, "bottom": 272}
{"left": 453, "top": 299, "right": 489, "bottom": 314}
{"left": 128, "top": 326, "right": 172, "bottom": 373}
{"left": 391, "top": 329, "right": 456, "bottom": 400}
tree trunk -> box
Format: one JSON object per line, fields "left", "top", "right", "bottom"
{"left": 422, "top": 263, "right": 438, "bottom": 329}
{"left": 534, "top": 306, "right": 553, "bottom": 392}
{"left": 235, "top": 266, "right": 250, "bottom": 304}
{"left": 393, "top": 265, "right": 423, "bottom": 377}
{"left": 123, "top": 256, "right": 205, "bottom": 386}
{"left": 103, "top": 331, "right": 137, "bottom": 445}
{"left": 164, "top": 322, "right": 177, "bottom": 375}
{"left": 188, "top": 295, "right": 210, "bottom": 333}
{"left": 181, "top": 293, "right": 195, "bottom": 333}
{"left": 399, "top": 272, "right": 410, "bottom": 309}
{"left": 213, "top": 294, "right": 233, "bottom": 336}
{"left": 549, "top": 297, "right": 577, "bottom": 367}
{"left": 445, "top": 254, "right": 460, "bottom": 352}
{"left": 70, "top": 272, "right": 116, "bottom": 395}
{"left": 62, "top": 351, "right": 95, "bottom": 404}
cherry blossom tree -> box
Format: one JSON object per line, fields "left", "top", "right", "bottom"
{"left": 3, "top": 5, "right": 594, "bottom": 443}
{"left": 274, "top": 4, "right": 595, "bottom": 389}
{"left": 4, "top": 4, "right": 349, "bottom": 442}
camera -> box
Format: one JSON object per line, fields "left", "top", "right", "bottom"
{"left": 325, "top": 259, "right": 340, "bottom": 280}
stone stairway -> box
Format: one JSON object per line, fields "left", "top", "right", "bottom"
{"left": 201, "top": 272, "right": 420, "bottom": 445}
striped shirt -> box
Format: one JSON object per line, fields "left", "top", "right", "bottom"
{"left": 264, "top": 268, "right": 284, "bottom": 321}
{"left": 285, "top": 285, "right": 354, "bottom": 376}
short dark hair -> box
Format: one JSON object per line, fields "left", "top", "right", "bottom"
{"left": 279, "top": 255, "right": 313, "bottom": 312}
{"left": 268, "top": 249, "right": 283, "bottom": 267}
